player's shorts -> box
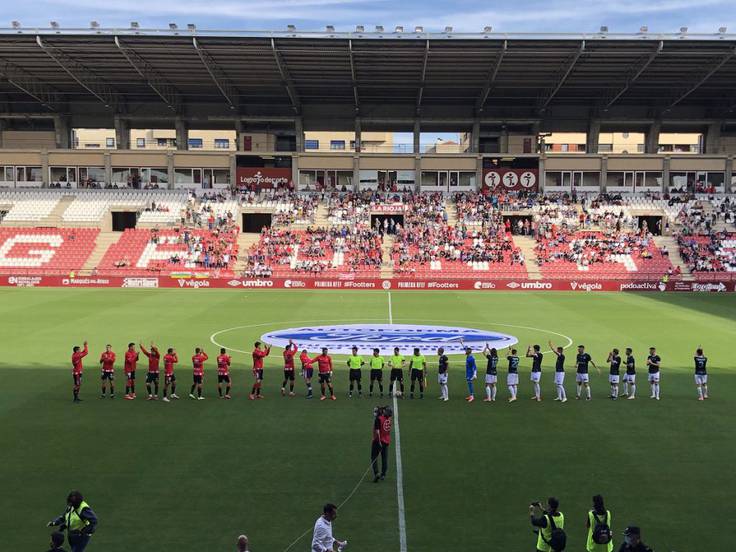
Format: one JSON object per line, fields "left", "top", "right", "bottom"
{"left": 165, "top": 373, "right": 176, "bottom": 384}
{"left": 554, "top": 372, "right": 565, "bottom": 385}
{"left": 146, "top": 372, "right": 159, "bottom": 383}
{"left": 506, "top": 373, "right": 519, "bottom": 386}
{"left": 125, "top": 371, "right": 136, "bottom": 381}
{"left": 349, "top": 368, "right": 362, "bottom": 382}
{"left": 72, "top": 373, "right": 82, "bottom": 386}
{"left": 218, "top": 374, "right": 231, "bottom": 384}
{"left": 694, "top": 374, "right": 708, "bottom": 385}
{"left": 410, "top": 368, "right": 424, "bottom": 381}
{"left": 319, "top": 373, "right": 331, "bottom": 384}
{"left": 390, "top": 368, "right": 404, "bottom": 382}
{"left": 438, "top": 372, "right": 448, "bottom": 385}
{"left": 608, "top": 374, "right": 620, "bottom": 384}
{"left": 283, "top": 370, "right": 295, "bottom": 381}
{"left": 192, "top": 374, "right": 203, "bottom": 384}
{"left": 370, "top": 369, "right": 383, "bottom": 381}
{"left": 576, "top": 373, "right": 590, "bottom": 383}
{"left": 530, "top": 371, "right": 542, "bottom": 383}
{"left": 101, "top": 371, "right": 114, "bottom": 381}
{"left": 648, "top": 372, "right": 660, "bottom": 383}
{"left": 623, "top": 373, "right": 636, "bottom": 383}
{"left": 303, "top": 368, "right": 314, "bottom": 379}
{"left": 485, "top": 373, "right": 497, "bottom": 384}
{"left": 253, "top": 369, "right": 264, "bottom": 381}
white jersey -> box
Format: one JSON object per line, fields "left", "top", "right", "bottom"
{"left": 312, "top": 516, "right": 335, "bottom": 552}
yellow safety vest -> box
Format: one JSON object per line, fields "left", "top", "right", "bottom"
{"left": 536, "top": 511, "right": 564, "bottom": 552}
{"left": 65, "top": 501, "right": 91, "bottom": 532}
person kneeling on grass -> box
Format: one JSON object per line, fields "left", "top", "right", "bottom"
{"left": 47, "top": 491, "right": 97, "bottom": 552}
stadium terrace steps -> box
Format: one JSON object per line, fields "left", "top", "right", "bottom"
{"left": 234, "top": 233, "right": 263, "bottom": 274}
{"left": 80, "top": 232, "right": 121, "bottom": 275}
{"left": 40, "top": 195, "right": 77, "bottom": 226}
{"left": 445, "top": 200, "right": 458, "bottom": 226}
{"left": 313, "top": 204, "right": 330, "bottom": 226}
{"left": 381, "top": 235, "right": 395, "bottom": 278}
{"left": 654, "top": 236, "right": 694, "bottom": 281}
{"left": 514, "top": 236, "right": 542, "bottom": 279}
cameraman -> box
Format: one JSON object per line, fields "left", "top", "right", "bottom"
{"left": 529, "top": 497, "right": 564, "bottom": 552}
{"left": 47, "top": 491, "right": 97, "bottom": 552}
{"left": 371, "top": 405, "right": 393, "bottom": 483}
{"left": 618, "top": 526, "right": 653, "bottom": 552}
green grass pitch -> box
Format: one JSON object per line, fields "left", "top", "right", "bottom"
{"left": 1, "top": 288, "right": 734, "bottom": 551}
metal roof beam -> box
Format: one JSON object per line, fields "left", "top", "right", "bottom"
{"left": 539, "top": 41, "right": 585, "bottom": 111}
{"left": 348, "top": 39, "right": 360, "bottom": 114}
{"left": 604, "top": 41, "right": 663, "bottom": 110}
{"left": 475, "top": 40, "right": 507, "bottom": 112}
{"left": 665, "top": 46, "right": 736, "bottom": 110}
{"left": 0, "top": 59, "right": 57, "bottom": 110}
{"left": 415, "top": 40, "right": 430, "bottom": 114}
{"left": 114, "top": 36, "right": 181, "bottom": 112}
{"left": 36, "top": 36, "right": 118, "bottom": 110}
{"left": 192, "top": 37, "right": 237, "bottom": 110}
{"left": 271, "top": 38, "right": 301, "bottom": 115}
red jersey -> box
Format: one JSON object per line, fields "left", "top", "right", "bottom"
{"left": 100, "top": 351, "right": 116, "bottom": 373}
{"left": 312, "top": 354, "right": 332, "bottom": 374}
{"left": 283, "top": 345, "right": 297, "bottom": 370}
{"left": 373, "top": 414, "right": 392, "bottom": 445}
{"left": 71, "top": 344, "right": 88, "bottom": 375}
{"left": 192, "top": 352, "right": 208, "bottom": 376}
{"left": 217, "top": 354, "right": 231, "bottom": 375}
{"left": 124, "top": 350, "right": 139, "bottom": 374}
{"left": 141, "top": 345, "right": 160, "bottom": 373}
{"left": 300, "top": 351, "right": 313, "bottom": 369}
{"left": 252, "top": 347, "right": 270, "bottom": 370}
{"left": 163, "top": 353, "right": 178, "bottom": 376}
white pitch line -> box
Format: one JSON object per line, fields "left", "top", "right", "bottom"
{"left": 388, "top": 291, "right": 408, "bottom": 552}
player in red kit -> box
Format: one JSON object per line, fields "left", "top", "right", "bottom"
{"left": 99, "top": 344, "right": 116, "bottom": 399}
{"left": 217, "top": 348, "right": 232, "bottom": 399}
{"left": 190, "top": 347, "right": 209, "bottom": 400}
{"left": 162, "top": 347, "right": 179, "bottom": 402}
{"left": 71, "top": 341, "right": 88, "bottom": 403}
{"left": 312, "top": 347, "right": 336, "bottom": 401}
{"left": 124, "top": 342, "right": 139, "bottom": 400}
{"left": 281, "top": 340, "right": 298, "bottom": 397}
{"left": 140, "top": 342, "right": 161, "bottom": 400}
{"left": 249, "top": 341, "right": 271, "bottom": 400}
{"left": 300, "top": 348, "right": 315, "bottom": 399}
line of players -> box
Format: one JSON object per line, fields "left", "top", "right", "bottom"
{"left": 69, "top": 339, "right": 710, "bottom": 403}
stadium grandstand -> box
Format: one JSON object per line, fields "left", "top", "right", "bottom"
{"left": 0, "top": 26, "right": 735, "bottom": 290}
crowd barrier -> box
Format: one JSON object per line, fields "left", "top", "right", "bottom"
{"left": 1, "top": 274, "right": 734, "bottom": 292}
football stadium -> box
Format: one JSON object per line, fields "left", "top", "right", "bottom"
{"left": 0, "top": 21, "right": 735, "bottom": 552}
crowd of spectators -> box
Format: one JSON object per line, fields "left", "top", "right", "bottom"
{"left": 147, "top": 226, "right": 238, "bottom": 270}
{"left": 677, "top": 231, "right": 736, "bottom": 273}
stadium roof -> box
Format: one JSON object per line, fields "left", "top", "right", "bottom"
{"left": 0, "top": 28, "right": 735, "bottom": 128}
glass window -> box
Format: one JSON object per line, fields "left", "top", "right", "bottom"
{"left": 421, "top": 171, "right": 438, "bottom": 188}
{"left": 149, "top": 168, "right": 168, "bottom": 184}
{"left": 459, "top": 172, "right": 476, "bottom": 187}
{"left": 175, "top": 168, "right": 193, "bottom": 184}
{"left": 81, "top": 167, "right": 105, "bottom": 182}
{"left": 213, "top": 169, "right": 229, "bottom": 184}
{"left": 188, "top": 138, "right": 204, "bottom": 149}
{"left": 214, "top": 139, "right": 230, "bottom": 149}
{"left": 330, "top": 140, "right": 346, "bottom": 150}
{"left": 304, "top": 140, "right": 319, "bottom": 150}
{"left": 561, "top": 144, "right": 569, "bottom": 152}
{"left": 106, "top": 138, "right": 115, "bottom": 148}
{"left": 50, "top": 167, "right": 67, "bottom": 182}
{"left": 112, "top": 168, "right": 130, "bottom": 182}
{"left": 85, "top": 143, "right": 100, "bottom": 148}
{"left": 136, "top": 138, "right": 145, "bottom": 148}
{"left": 598, "top": 143, "right": 613, "bottom": 153}
{"left": 4, "top": 167, "right": 14, "bottom": 182}
{"left": 336, "top": 171, "right": 353, "bottom": 189}
{"left": 27, "top": 167, "right": 42, "bottom": 181}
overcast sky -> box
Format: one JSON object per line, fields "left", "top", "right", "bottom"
{"left": 2, "top": 0, "right": 733, "bottom": 34}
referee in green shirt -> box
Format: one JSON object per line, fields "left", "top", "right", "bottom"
{"left": 347, "top": 346, "right": 365, "bottom": 398}
{"left": 409, "top": 347, "right": 427, "bottom": 399}
{"left": 369, "top": 348, "right": 385, "bottom": 397}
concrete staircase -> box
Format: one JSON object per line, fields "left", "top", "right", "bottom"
{"left": 445, "top": 199, "right": 458, "bottom": 226}
{"left": 514, "top": 236, "right": 542, "bottom": 279}
{"left": 654, "top": 236, "right": 694, "bottom": 281}
{"left": 313, "top": 204, "right": 329, "bottom": 227}
{"left": 79, "top": 231, "right": 121, "bottom": 275}
{"left": 380, "top": 235, "right": 395, "bottom": 278}
{"left": 233, "top": 233, "right": 263, "bottom": 274}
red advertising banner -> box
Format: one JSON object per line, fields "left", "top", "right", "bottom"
{"left": 2, "top": 274, "right": 735, "bottom": 292}
{"left": 372, "top": 204, "right": 407, "bottom": 214}
{"left": 483, "top": 168, "right": 539, "bottom": 192}
{"left": 236, "top": 167, "right": 292, "bottom": 190}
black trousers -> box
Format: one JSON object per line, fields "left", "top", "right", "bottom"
{"left": 371, "top": 441, "right": 389, "bottom": 476}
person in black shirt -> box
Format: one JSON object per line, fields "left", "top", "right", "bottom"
{"left": 694, "top": 348, "right": 708, "bottom": 401}
{"left": 548, "top": 341, "right": 568, "bottom": 403}
{"left": 623, "top": 348, "right": 636, "bottom": 399}
{"left": 483, "top": 345, "right": 499, "bottom": 402}
{"left": 506, "top": 348, "right": 520, "bottom": 402}
{"left": 646, "top": 347, "right": 661, "bottom": 400}
{"left": 618, "top": 526, "right": 653, "bottom": 552}
{"left": 607, "top": 348, "right": 622, "bottom": 400}
{"left": 437, "top": 347, "right": 449, "bottom": 401}
{"left": 526, "top": 344, "right": 543, "bottom": 402}
{"left": 575, "top": 345, "right": 598, "bottom": 401}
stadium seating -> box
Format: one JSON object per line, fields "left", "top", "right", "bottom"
{"left": 0, "top": 227, "right": 99, "bottom": 274}
{"left": 678, "top": 232, "right": 736, "bottom": 275}
{"left": 0, "top": 191, "right": 63, "bottom": 222}
{"left": 62, "top": 190, "right": 188, "bottom": 224}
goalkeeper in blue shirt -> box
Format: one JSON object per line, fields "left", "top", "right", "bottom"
{"left": 465, "top": 347, "right": 477, "bottom": 403}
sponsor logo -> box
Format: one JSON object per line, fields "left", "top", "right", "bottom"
{"left": 522, "top": 281, "right": 553, "bottom": 290}
{"left": 397, "top": 281, "right": 425, "bottom": 289}
{"left": 570, "top": 282, "right": 602, "bottom": 292}
{"left": 474, "top": 281, "right": 496, "bottom": 290}
{"left": 7, "top": 275, "right": 43, "bottom": 287}
{"left": 238, "top": 170, "right": 290, "bottom": 187}
{"left": 227, "top": 280, "right": 241, "bottom": 287}
{"left": 284, "top": 279, "right": 306, "bottom": 288}
{"left": 62, "top": 278, "right": 112, "bottom": 286}
{"left": 241, "top": 280, "right": 274, "bottom": 288}
{"left": 343, "top": 281, "right": 376, "bottom": 289}
{"left": 177, "top": 279, "right": 210, "bottom": 288}
{"left": 382, "top": 280, "right": 392, "bottom": 290}
{"left": 519, "top": 171, "right": 537, "bottom": 188}
{"left": 122, "top": 277, "right": 159, "bottom": 288}
{"left": 427, "top": 281, "right": 459, "bottom": 289}
{"left": 261, "top": 323, "right": 518, "bottom": 355}
{"left": 619, "top": 281, "right": 659, "bottom": 291}
{"left": 506, "top": 281, "right": 521, "bottom": 289}
{"left": 692, "top": 282, "right": 727, "bottom": 293}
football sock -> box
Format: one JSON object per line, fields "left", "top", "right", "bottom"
{"left": 703, "top": 385, "right": 708, "bottom": 396}
{"left": 218, "top": 387, "right": 223, "bottom": 397}
{"left": 533, "top": 382, "right": 540, "bottom": 398}
{"left": 492, "top": 385, "right": 497, "bottom": 400}
{"left": 630, "top": 384, "right": 636, "bottom": 397}
{"left": 226, "top": 385, "right": 231, "bottom": 395}
{"left": 586, "top": 386, "right": 591, "bottom": 399}
{"left": 558, "top": 385, "right": 566, "bottom": 400}
{"left": 485, "top": 385, "right": 491, "bottom": 399}
{"left": 467, "top": 381, "right": 474, "bottom": 395}
{"left": 197, "top": 387, "right": 202, "bottom": 398}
